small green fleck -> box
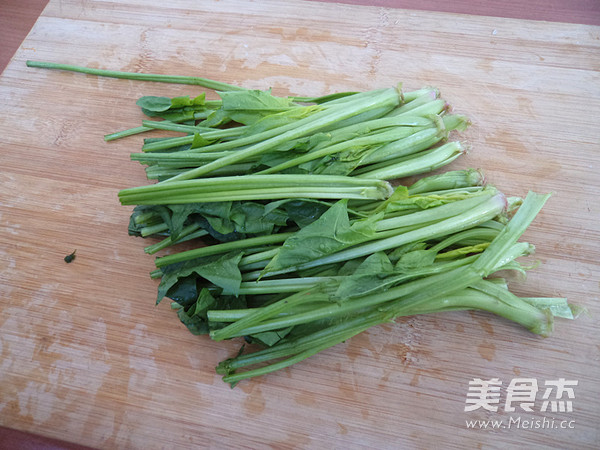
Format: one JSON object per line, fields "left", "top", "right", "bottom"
{"left": 64, "top": 250, "right": 77, "bottom": 263}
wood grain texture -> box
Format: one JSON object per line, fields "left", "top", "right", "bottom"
{"left": 0, "top": 0, "right": 50, "bottom": 73}
{"left": 2, "top": 0, "right": 600, "bottom": 76}
{"left": 320, "top": 0, "right": 600, "bottom": 26}
{"left": 0, "top": 0, "right": 599, "bottom": 448}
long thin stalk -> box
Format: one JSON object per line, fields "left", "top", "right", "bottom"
{"left": 26, "top": 60, "right": 246, "bottom": 91}
{"left": 154, "top": 232, "right": 295, "bottom": 268}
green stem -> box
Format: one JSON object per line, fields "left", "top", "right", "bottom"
{"left": 215, "top": 258, "right": 479, "bottom": 339}
{"left": 121, "top": 186, "right": 389, "bottom": 204}
{"left": 141, "top": 126, "right": 246, "bottom": 152}
{"left": 257, "top": 125, "right": 427, "bottom": 175}
{"left": 357, "top": 127, "right": 445, "bottom": 166}
{"left": 145, "top": 163, "right": 255, "bottom": 180}
{"left": 217, "top": 310, "right": 383, "bottom": 377}
{"left": 221, "top": 329, "right": 364, "bottom": 386}
{"left": 375, "top": 188, "right": 496, "bottom": 232}
{"left": 26, "top": 60, "right": 246, "bottom": 91}
{"left": 389, "top": 98, "right": 447, "bottom": 118}
{"left": 210, "top": 286, "right": 330, "bottom": 341}
{"left": 254, "top": 193, "right": 506, "bottom": 280}
{"left": 154, "top": 232, "right": 295, "bottom": 268}
{"left": 239, "top": 248, "right": 280, "bottom": 267}
{"left": 407, "top": 169, "right": 485, "bottom": 195}
{"left": 104, "top": 110, "right": 216, "bottom": 141}
{"left": 233, "top": 276, "right": 339, "bottom": 296}
{"left": 469, "top": 280, "right": 552, "bottom": 335}
{"left": 354, "top": 141, "right": 465, "bottom": 180}
{"left": 141, "top": 120, "right": 214, "bottom": 134}
{"left": 118, "top": 174, "right": 393, "bottom": 204}
{"left": 472, "top": 191, "right": 550, "bottom": 275}
{"left": 140, "top": 223, "right": 169, "bottom": 237}
{"left": 132, "top": 151, "right": 236, "bottom": 164}
{"left": 144, "top": 224, "right": 208, "bottom": 255}
{"left": 389, "top": 90, "right": 438, "bottom": 114}
{"left": 161, "top": 88, "right": 401, "bottom": 181}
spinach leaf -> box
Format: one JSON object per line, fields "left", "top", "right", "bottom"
{"left": 264, "top": 199, "right": 330, "bottom": 228}
{"left": 217, "top": 89, "right": 295, "bottom": 125}
{"left": 335, "top": 252, "right": 395, "bottom": 299}
{"left": 239, "top": 105, "right": 321, "bottom": 135}
{"left": 247, "top": 327, "right": 293, "bottom": 347}
{"left": 230, "top": 202, "right": 288, "bottom": 235}
{"left": 219, "top": 89, "right": 292, "bottom": 112}
{"left": 166, "top": 275, "right": 199, "bottom": 307}
{"left": 263, "top": 200, "right": 380, "bottom": 273}
{"left": 157, "top": 251, "right": 244, "bottom": 304}
{"left": 136, "top": 96, "right": 172, "bottom": 112}
{"left": 395, "top": 248, "right": 437, "bottom": 271}
{"left": 176, "top": 288, "right": 217, "bottom": 335}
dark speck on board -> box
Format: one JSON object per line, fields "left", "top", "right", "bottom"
{"left": 64, "top": 250, "right": 77, "bottom": 263}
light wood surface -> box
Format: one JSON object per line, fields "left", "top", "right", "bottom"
{"left": 1, "top": 0, "right": 599, "bottom": 448}
{"left": 2, "top": 0, "right": 600, "bottom": 76}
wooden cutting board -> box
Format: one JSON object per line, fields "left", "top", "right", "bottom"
{"left": 1, "top": 0, "right": 599, "bottom": 448}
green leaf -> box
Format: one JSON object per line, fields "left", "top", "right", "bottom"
{"left": 199, "top": 252, "right": 244, "bottom": 295}
{"left": 230, "top": 202, "right": 288, "bottom": 235}
{"left": 176, "top": 288, "right": 217, "bottom": 335}
{"left": 191, "top": 132, "right": 213, "bottom": 149}
{"left": 240, "top": 105, "right": 322, "bottom": 135}
{"left": 335, "top": 252, "right": 395, "bottom": 299}
{"left": 395, "top": 249, "right": 437, "bottom": 271}
{"left": 204, "top": 215, "right": 236, "bottom": 236}
{"left": 263, "top": 200, "right": 380, "bottom": 273}
{"left": 219, "top": 89, "right": 293, "bottom": 111}
{"left": 166, "top": 275, "right": 198, "bottom": 307}
{"left": 248, "top": 327, "right": 293, "bottom": 347}
{"left": 192, "top": 93, "right": 206, "bottom": 105}
{"left": 156, "top": 251, "right": 244, "bottom": 304}
{"left": 216, "top": 89, "right": 296, "bottom": 125}
{"left": 136, "top": 96, "right": 173, "bottom": 112}
{"left": 170, "top": 95, "right": 193, "bottom": 108}
{"left": 520, "top": 297, "right": 580, "bottom": 320}
{"left": 264, "top": 199, "right": 329, "bottom": 228}
{"left": 165, "top": 202, "right": 234, "bottom": 239}
{"left": 166, "top": 204, "right": 200, "bottom": 240}
{"left": 199, "top": 108, "right": 231, "bottom": 128}
{"left": 353, "top": 251, "right": 394, "bottom": 275}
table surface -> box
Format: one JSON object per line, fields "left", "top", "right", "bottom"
{"left": 2, "top": 0, "right": 600, "bottom": 74}
{"left": 1, "top": 0, "right": 599, "bottom": 449}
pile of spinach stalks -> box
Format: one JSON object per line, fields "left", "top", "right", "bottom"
{"left": 28, "top": 61, "right": 581, "bottom": 387}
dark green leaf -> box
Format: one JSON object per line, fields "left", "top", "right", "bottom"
{"left": 264, "top": 199, "right": 330, "bottom": 228}
{"left": 230, "top": 202, "right": 288, "bottom": 235}
{"left": 247, "top": 327, "right": 293, "bottom": 347}
{"left": 166, "top": 275, "right": 199, "bottom": 307}
{"left": 156, "top": 251, "right": 244, "bottom": 304}
{"left": 176, "top": 288, "right": 217, "bottom": 335}
{"left": 335, "top": 252, "right": 395, "bottom": 299}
